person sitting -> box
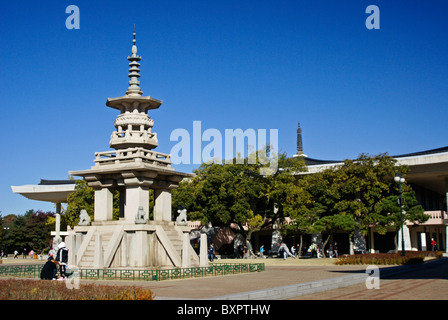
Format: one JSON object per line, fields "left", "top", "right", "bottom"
{"left": 40, "top": 254, "right": 58, "bottom": 280}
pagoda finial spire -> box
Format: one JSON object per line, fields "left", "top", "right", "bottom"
{"left": 126, "top": 25, "right": 143, "bottom": 96}
{"left": 296, "top": 121, "right": 304, "bottom": 155}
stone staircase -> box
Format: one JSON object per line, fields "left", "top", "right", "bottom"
{"left": 156, "top": 224, "right": 200, "bottom": 267}
{"left": 160, "top": 225, "right": 183, "bottom": 257}
{"left": 76, "top": 227, "right": 115, "bottom": 268}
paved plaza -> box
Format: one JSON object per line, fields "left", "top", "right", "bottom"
{"left": 3, "top": 256, "right": 446, "bottom": 300}
{"left": 293, "top": 257, "right": 448, "bottom": 300}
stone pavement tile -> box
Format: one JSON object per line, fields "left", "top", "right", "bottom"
{"left": 292, "top": 278, "right": 448, "bottom": 300}
{"left": 292, "top": 259, "right": 448, "bottom": 300}
{"left": 85, "top": 265, "right": 369, "bottom": 299}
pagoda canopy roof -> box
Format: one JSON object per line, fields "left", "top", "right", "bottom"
{"left": 11, "top": 179, "right": 79, "bottom": 203}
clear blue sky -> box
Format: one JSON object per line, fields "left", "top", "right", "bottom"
{"left": 1, "top": 0, "right": 447, "bottom": 216}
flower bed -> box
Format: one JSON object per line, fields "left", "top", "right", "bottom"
{"left": 0, "top": 278, "right": 154, "bottom": 300}
{"left": 334, "top": 251, "right": 443, "bottom": 266}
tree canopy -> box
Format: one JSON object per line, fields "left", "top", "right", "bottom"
{"left": 172, "top": 150, "right": 309, "bottom": 239}
{"left": 291, "top": 153, "right": 427, "bottom": 255}
{"left": 174, "top": 151, "right": 427, "bottom": 255}
{"left": 0, "top": 210, "right": 55, "bottom": 255}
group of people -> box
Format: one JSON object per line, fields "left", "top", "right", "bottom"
{"left": 40, "top": 242, "right": 69, "bottom": 280}
{"left": 276, "top": 242, "right": 338, "bottom": 259}
{"left": 0, "top": 248, "right": 35, "bottom": 259}
{"left": 198, "top": 236, "right": 440, "bottom": 263}
{"left": 236, "top": 240, "right": 255, "bottom": 259}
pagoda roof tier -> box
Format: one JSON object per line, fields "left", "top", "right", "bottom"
{"left": 106, "top": 95, "right": 162, "bottom": 113}
{"left": 69, "top": 147, "right": 193, "bottom": 189}
{"left": 69, "top": 163, "right": 193, "bottom": 190}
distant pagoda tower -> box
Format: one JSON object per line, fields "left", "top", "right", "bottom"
{"left": 293, "top": 121, "right": 307, "bottom": 158}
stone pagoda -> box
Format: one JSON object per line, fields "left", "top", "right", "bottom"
{"left": 68, "top": 29, "right": 197, "bottom": 268}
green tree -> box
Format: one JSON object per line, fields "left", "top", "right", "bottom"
{"left": 375, "top": 189, "right": 427, "bottom": 250}
{"left": 24, "top": 210, "right": 55, "bottom": 253}
{"left": 172, "top": 150, "right": 309, "bottom": 242}
{"left": 173, "top": 153, "right": 265, "bottom": 239}
{"left": 302, "top": 153, "right": 427, "bottom": 255}
{"left": 64, "top": 180, "right": 95, "bottom": 228}
{"left": 3, "top": 210, "right": 55, "bottom": 255}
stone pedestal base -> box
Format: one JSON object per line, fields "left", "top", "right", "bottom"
{"left": 73, "top": 222, "right": 199, "bottom": 269}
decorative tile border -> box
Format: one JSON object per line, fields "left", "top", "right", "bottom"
{"left": 0, "top": 263, "right": 265, "bottom": 282}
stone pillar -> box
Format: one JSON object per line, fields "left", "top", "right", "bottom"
{"left": 200, "top": 233, "right": 208, "bottom": 267}
{"left": 445, "top": 225, "right": 448, "bottom": 253}
{"left": 93, "top": 232, "right": 103, "bottom": 269}
{"left": 410, "top": 228, "right": 419, "bottom": 251}
{"left": 398, "top": 225, "right": 412, "bottom": 251}
{"left": 55, "top": 203, "right": 61, "bottom": 236}
{"left": 55, "top": 212, "right": 61, "bottom": 237}
{"left": 94, "top": 188, "right": 114, "bottom": 221}
{"left": 154, "top": 189, "right": 172, "bottom": 222}
{"left": 420, "top": 232, "right": 427, "bottom": 251}
{"left": 133, "top": 231, "right": 148, "bottom": 267}
{"left": 369, "top": 227, "right": 375, "bottom": 253}
{"left": 443, "top": 178, "right": 447, "bottom": 253}
{"left": 182, "top": 233, "right": 190, "bottom": 268}
{"left": 125, "top": 186, "right": 149, "bottom": 222}
{"left": 445, "top": 178, "right": 448, "bottom": 220}
{"left": 66, "top": 227, "right": 76, "bottom": 266}
{"left": 53, "top": 203, "right": 62, "bottom": 251}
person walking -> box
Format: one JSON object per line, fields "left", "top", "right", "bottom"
{"left": 259, "top": 245, "right": 265, "bottom": 258}
{"left": 333, "top": 242, "right": 338, "bottom": 258}
{"left": 208, "top": 243, "right": 216, "bottom": 262}
{"left": 278, "top": 243, "right": 294, "bottom": 259}
{"left": 431, "top": 238, "right": 437, "bottom": 251}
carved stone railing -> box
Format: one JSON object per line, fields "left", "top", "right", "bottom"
{"left": 110, "top": 130, "right": 158, "bottom": 149}
{"left": 0, "top": 263, "right": 265, "bottom": 282}
{"left": 94, "top": 147, "right": 172, "bottom": 168}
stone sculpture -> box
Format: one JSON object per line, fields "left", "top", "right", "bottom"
{"left": 135, "top": 206, "right": 147, "bottom": 224}
{"left": 176, "top": 208, "right": 188, "bottom": 226}
{"left": 78, "top": 209, "right": 91, "bottom": 226}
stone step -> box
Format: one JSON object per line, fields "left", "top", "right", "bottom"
{"left": 78, "top": 230, "right": 116, "bottom": 267}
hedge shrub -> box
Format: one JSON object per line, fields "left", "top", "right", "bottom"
{"left": 334, "top": 251, "right": 443, "bottom": 266}
{"left": 0, "top": 278, "right": 155, "bottom": 300}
